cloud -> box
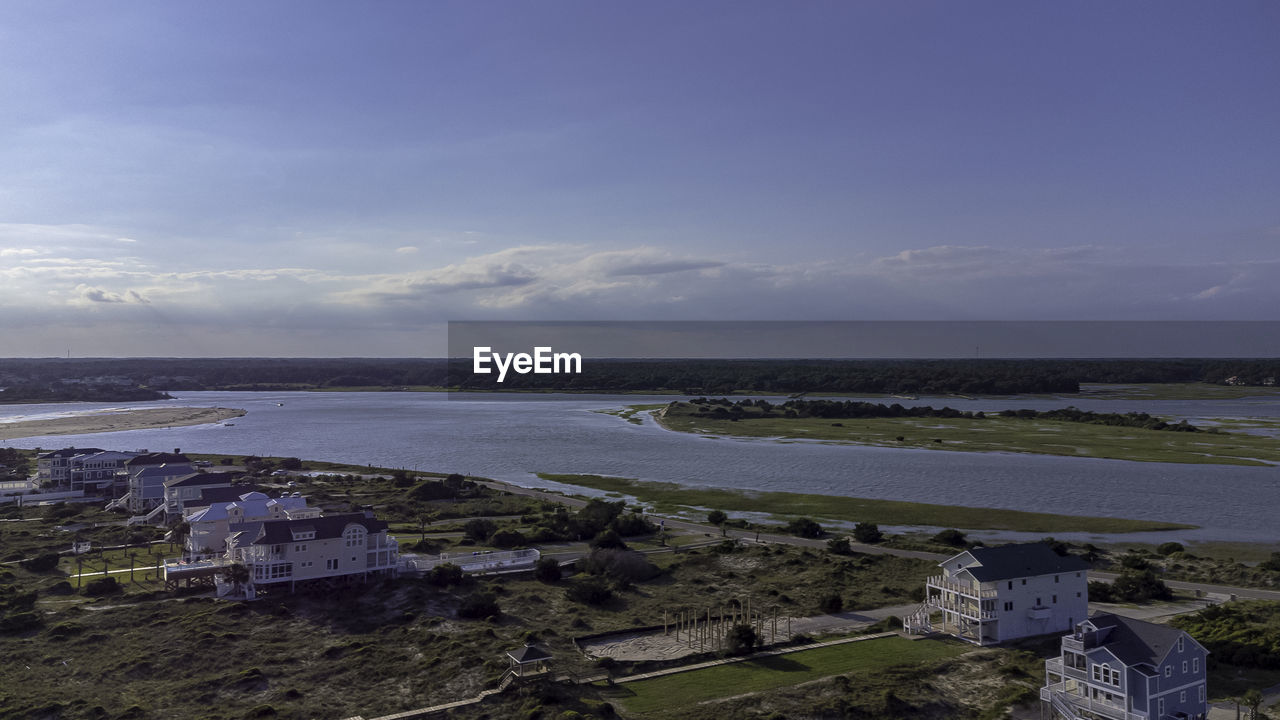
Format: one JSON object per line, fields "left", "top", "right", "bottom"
{"left": 72, "top": 284, "right": 151, "bottom": 305}
{"left": 605, "top": 260, "right": 725, "bottom": 277}
{"left": 395, "top": 246, "right": 418, "bottom": 254}
{"left": 0, "top": 248, "right": 40, "bottom": 257}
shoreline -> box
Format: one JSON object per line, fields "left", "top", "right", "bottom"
{"left": 0, "top": 407, "right": 246, "bottom": 441}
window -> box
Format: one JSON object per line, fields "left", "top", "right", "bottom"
{"left": 1021, "top": 579, "right": 1027, "bottom": 585}
{"left": 1052, "top": 594, "right": 1058, "bottom": 604}
{"left": 1192, "top": 658, "right": 1199, "bottom": 673}
{"left": 1178, "top": 637, "right": 1185, "bottom": 652}
{"left": 1180, "top": 690, "right": 1186, "bottom": 703}
{"left": 1003, "top": 601, "right": 1013, "bottom": 611}
{"left": 1055, "top": 575, "right": 1060, "bottom": 583}
{"left": 1199, "top": 685, "right": 1205, "bottom": 702}
{"left": 326, "top": 558, "right": 338, "bottom": 570}
{"left": 1008, "top": 581, "right": 1013, "bottom": 590}
{"left": 294, "top": 544, "right": 307, "bottom": 553}
{"left": 1158, "top": 699, "right": 1164, "bottom": 715}
{"left": 1164, "top": 666, "right": 1172, "bottom": 678}
{"left": 1182, "top": 661, "right": 1188, "bottom": 673}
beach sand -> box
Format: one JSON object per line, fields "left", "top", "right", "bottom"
{"left": 0, "top": 407, "right": 246, "bottom": 441}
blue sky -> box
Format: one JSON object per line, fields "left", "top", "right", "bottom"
{"left": 1, "top": 1, "right": 1277, "bottom": 356}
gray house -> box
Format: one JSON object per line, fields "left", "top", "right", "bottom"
{"left": 1042, "top": 613, "right": 1208, "bottom": 720}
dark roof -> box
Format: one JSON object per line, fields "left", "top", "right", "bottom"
{"left": 251, "top": 513, "right": 387, "bottom": 545}
{"left": 165, "top": 471, "right": 242, "bottom": 488}
{"left": 125, "top": 452, "right": 189, "bottom": 467}
{"left": 507, "top": 644, "right": 553, "bottom": 663}
{"left": 194, "top": 485, "right": 250, "bottom": 506}
{"left": 958, "top": 543, "right": 1089, "bottom": 582}
{"left": 1086, "top": 613, "right": 1201, "bottom": 667}
{"left": 39, "top": 447, "right": 104, "bottom": 459}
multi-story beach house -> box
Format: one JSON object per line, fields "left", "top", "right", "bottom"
{"left": 108, "top": 451, "right": 196, "bottom": 517}
{"left": 220, "top": 511, "right": 399, "bottom": 598}
{"left": 1041, "top": 613, "right": 1208, "bottom": 720}
{"left": 905, "top": 542, "right": 1089, "bottom": 645}
{"left": 184, "top": 490, "right": 317, "bottom": 557}
{"left": 161, "top": 471, "right": 241, "bottom": 524}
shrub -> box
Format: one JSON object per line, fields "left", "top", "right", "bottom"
{"left": 82, "top": 577, "right": 121, "bottom": 597}
{"left": 707, "top": 510, "right": 728, "bottom": 525}
{"left": 1156, "top": 542, "right": 1185, "bottom": 556}
{"left": 819, "top": 593, "right": 844, "bottom": 614}
{"left": 463, "top": 518, "right": 497, "bottom": 543}
{"left": 931, "top": 529, "right": 968, "bottom": 547}
{"left": 827, "top": 537, "right": 852, "bottom": 555}
{"left": 785, "top": 517, "right": 822, "bottom": 538}
{"left": 457, "top": 592, "right": 501, "bottom": 620}
{"left": 610, "top": 512, "right": 655, "bottom": 537}
{"left": 490, "top": 530, "right": 526, "bottom": 549}
{"left": 534, "top": 557, "right": 562, "bottom": 583}
{"left": 566, "top": 578, "right": 613, "bottom": 606}
{"left": 19, "top": 552, "right": 60, "bottom": 573}
{"left": 589, "top": 529, "right": 627, "bottom": 550}
{"left": 426, "top": 563, "right": 463, "bottom": 587}
{"left": 852, "top": 522, "right": 883, "bottom": 544}
{"left": 577, "top": 549, "right": 660, "bottom": 583}
{"left": 725, "top": 624, "right": 758, "bottom": 655}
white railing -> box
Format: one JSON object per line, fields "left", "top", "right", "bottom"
{"left": 926, "top": 575, "right": 998, "bottom": 598}
{"left": 1040, "top": 682, "right": 1142, "bottom": 720}
{"left": 163, "top": 556, "right": 229, "bottom": 577}
{"left": 404, "top": 548, "right": 540, "bottom": 574}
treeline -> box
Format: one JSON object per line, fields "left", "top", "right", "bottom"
{"left": 683, "top": 398, "right": 1202, "bottom": 432}
{"left": 1, "top": 357, "right": 1278, "bottom": 395}
{"left": 0, "top": 383, "right": 169, "bottom": 403}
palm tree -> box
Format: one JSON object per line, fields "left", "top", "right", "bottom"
{"left": 221, "top": 562, "right": 250, "bottom": 597}
{"left": 1243, "top": 689, "right": 1263, "bottom": 720}
{"left": 168, "top": 520, "right": 190, "bottom": 557}
{"left": 128, "top": 551, "right": 137, "bottom": 584}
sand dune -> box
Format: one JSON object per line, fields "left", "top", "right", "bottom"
{"left": 0, "top": 407, "right": 246, "bottom": 441}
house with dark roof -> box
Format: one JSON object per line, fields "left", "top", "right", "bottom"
{"left": 120, "top": 451, "right": 194, "bottom": 514}
{"left": 161, "top": 471, "right": 241, "bottom": 522}
{"left": 1042, "top": 613, "right": 1208, "bottom": 720}
{"left": 218, "top": 511, "right": 399, "bottom": 598}
{"left": 905, "top": 542, "right": 1090, "bottom": 645}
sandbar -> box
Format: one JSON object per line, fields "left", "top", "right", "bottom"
{"left": 0, "top": 407, "right": 246, "bottom": 441}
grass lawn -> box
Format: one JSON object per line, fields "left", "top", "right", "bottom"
{"left": 542, "top": 474, "right": 1193, "bottom": 534}
{"left": 615, "top": 636, "right": 969, "bottom": 714}
{"left": 652, "top": 402, "right": 1280, "bottom": 467}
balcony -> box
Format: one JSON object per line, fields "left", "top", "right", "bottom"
{"left": 1028, "top": 606, "right": 1053, "bottom": 620}
{"left": 929, "top": 598, "right": 998, "bottom": 620}
{"left": 926, "top": 575, "right": 998, "bottom": 598}
{"left": 1041, "top": 682, "right": 1142, "bottom": 720}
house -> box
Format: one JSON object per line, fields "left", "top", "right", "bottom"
{"left": 162, "top": 471, "right": 241, "bottom": 523}
{"left": 120, "top": 451, "right": 195, "bottom": 515}
{"left": 219, "top": 511, "right": 399, "bottom": 598}
{"left": 69, "top": 450, "right": 143, "bottom": 494}
{"left": 37, "top": 448, "right": 105, "bottom": 487}
{"left": 184, "top": 490, "right": 318, "bottom": 557}
{"left": 904, "top": 542, "right": 1089, "bottom": 645}
{"left": 1041, "top": 613, "right": 1208, "bottom": 720}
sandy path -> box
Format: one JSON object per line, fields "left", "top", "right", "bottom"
{"left": 0, "top": 407, "right": 246, "bottom": 441}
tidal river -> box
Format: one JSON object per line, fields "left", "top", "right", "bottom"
{"left": 2, "top": 391, "right": 1277, "bottom": 543}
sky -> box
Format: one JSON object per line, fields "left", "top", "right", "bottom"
{"left": 1, "top": 1, "right": 1278, "bottom": 357}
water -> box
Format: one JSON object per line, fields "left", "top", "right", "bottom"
{"left": 2, "top": 391, "right": 1278, "bottom": 543}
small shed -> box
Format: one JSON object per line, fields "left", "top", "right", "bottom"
{"left": 505, "top": 643, "right": 552, "bottom": 677}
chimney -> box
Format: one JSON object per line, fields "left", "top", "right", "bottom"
{"left": 174, "top": 448, "right": 181, "bottom": 454}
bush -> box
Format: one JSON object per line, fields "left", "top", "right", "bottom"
{"left": 566, "top": 578, "right": 613, "bottom": 606}
{"left": 610, "top": 512, "right": 655, "bottom": 537}
{"left": 1092, "top": 571, "right": 1172, "bottom": 603}
{"left": 490, "top": 530, "right": 527, "bottom": 549}
{"left": 931, "top": 529, "right": 968, "bottom": 547}
{"left": 577, "top": 549, "right": 660, "bottom": 583}
{"left": 785, "top": 517, "right": 823, "bottom": 538}
{"left": 19, "top": 552, "right": 60, "bottom": 573}
{"left": 589, "top": 529, "right": 627, "bottom": 550}
{"left": 827, "top": 537, "right": 852, "bottom": 555}
{"left": 852, "top": 522, "right": 883, "bottom": 544}
{"left": 819, "top": 593, "right": 844, "bottom": 614}
{"left": 707, "top": 510, "right": 728, "bottom": 525}
{"left": 463, "top": 519, "right": 497, "bottom": 543}
{"left": 534, "top": 557, "right": 562, "bottom": 583}
{"left": 426, "top": 563, "right": 463, "bottom": 587}
{"left": 1156, "top": 542, "right": 1185, "bottom": 556}
{"left": 725, "top": 624, "right": 758, "bottom": 655}
{"left": 82, "top": 577, "right": 121, "bottom": 597}
{"left": 457, "top": 592, "right": 501, "bottom": 620}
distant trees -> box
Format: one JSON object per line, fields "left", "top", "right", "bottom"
{"left": 931, "top": 529, "right": 968, "bottom": 547}
{"left": 1090, "top": 570, "right": 1172, "bottom": 603}
{"left": 707, "top": 510, "right": 728, "bottom": 526}
{"left": 785, "top": 517, "right": 823, "bottom": 539}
